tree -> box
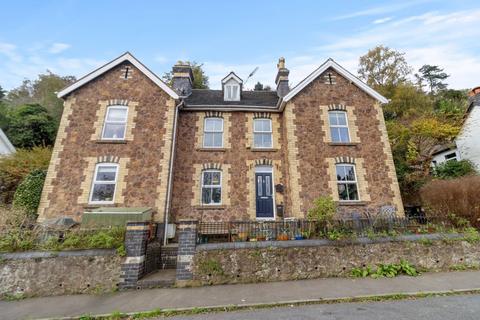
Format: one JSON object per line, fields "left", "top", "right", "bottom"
{"left": 254, "top": 82, "right": 264, "bottom": 91}
{"left": 5, "top": 71, "right": 76, "bottom": 122}
{"left": 358, "top": 45, "right": 412, "bottom": 93}
{"left": 0, "top": 85, "right": 5, "bottom": 100}
{"left": 4, "top": 104, "right": 57, "bottom": 148}
{"left": 162, "top": 61, "right": 209, "bottom": 89}
{"left": 416, "top": 65, "right": 449, "bottom": 94}
{"left": 383, "top": 83, "right": 433, "bottom": 120}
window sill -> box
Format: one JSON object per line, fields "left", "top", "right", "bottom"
{"left": 337, "top": 201, "right": 368, "bottom": 206}
{"left": 195, "top": 205, "right": 227, "bottom": 210}
{"left": 196, "top": 148, "right": 227, "bottom": 152}
{"left": 83, "top": 204, "right": 117, "bottom": 209}
{"left": 249, "top": 148, "right": 278, "bottom": 152}
{"left": 328, "top": 142, "right": 359, "bottom": 146}
{"left": 95, "top": 140, "right": 128, "bottom": 144}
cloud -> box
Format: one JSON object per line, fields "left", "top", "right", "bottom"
{"left": 332, "top": 0, "right": 428, "bottom": 20}
{"left": 48, "top": 43, "right": 71, "bottom": 54}
{"left": 154, "top": 55, "right": 168, "bottom": 64}
{"left": 0, "top": 42, "right": 21, "bottom": 62}
{"left": 373, "top": 17, "right": 393, "bottom": 24}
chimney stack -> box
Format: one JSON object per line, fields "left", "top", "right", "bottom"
{"left": 172, "top": 61, "right": 194, "bottom": 96}
{"left": 275, "top": 57, "right": 290, "bottom": 98}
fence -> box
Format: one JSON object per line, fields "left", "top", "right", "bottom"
{"left": 197, "top": 215, "right": 454, "bottom": 244}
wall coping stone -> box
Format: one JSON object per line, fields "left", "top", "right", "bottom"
{"left": 196, "top": 233, "right": 465, "bottom": 251}
{"left": 0, "top": 249, "right": 117, "bottom": 260}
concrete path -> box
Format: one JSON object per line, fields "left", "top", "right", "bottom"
{"left": 2, "top": 271, "right": 480, "bottom": 320}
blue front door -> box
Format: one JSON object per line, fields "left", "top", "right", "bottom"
{"left": 255, "top": 172, "right": 274, "bottom": 218}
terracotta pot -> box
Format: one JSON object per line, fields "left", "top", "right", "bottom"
{"left": 277, "top": 234, "right": 289, "bottom": 241}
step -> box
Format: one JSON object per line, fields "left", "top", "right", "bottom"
{"left": 137, "top": 269, "right": 176, "bottom": 289}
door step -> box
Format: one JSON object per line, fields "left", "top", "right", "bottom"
{"left": 136, "top": 269, "right": 176, "bottom": 289}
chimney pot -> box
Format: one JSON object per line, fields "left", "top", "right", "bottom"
{"left": 172, "top": 62, "right": 194, "bottom": 96}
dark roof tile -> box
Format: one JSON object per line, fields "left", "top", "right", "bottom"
{"left": 184, "top": 89, "right": 279, "bottom": 108}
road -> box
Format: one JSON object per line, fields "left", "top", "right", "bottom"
{"left": 164, "top": 294, "right": 480, "bottom": 320}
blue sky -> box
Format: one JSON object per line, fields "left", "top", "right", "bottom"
{"left": 1, "top": 0, "right": 480, "bottom": 90}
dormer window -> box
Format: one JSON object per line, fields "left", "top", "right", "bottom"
{"left": 224, "top": 81, "right": 240, "bottom": 101}
{"left": 222, "top": 72, "right": 243, "bottom": 102}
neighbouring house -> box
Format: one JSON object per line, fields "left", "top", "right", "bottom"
{"left": 0, "top": 128, "right": 15, "bottom": 156}
{"left": 430, "top": 87, "right": 480, "bottom": 168}
{"left": 37, "top": 52, "right": 404, "bottom": 228}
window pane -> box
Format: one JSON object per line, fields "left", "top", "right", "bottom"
{"left": 203, "top": 172, "right": 212, "bottom": 185}
{"left": 212, "top": 132, "right": 223, "bottom": 147}
{"left": 337, "top": 112, "right": 347, "bottom": 125}
{"left": 254, "top": 133, "right": 263, "bottom": 147}
{"left": 331, "top": 127, "right": 341, "bottom": 142}
{"left": 345, "top": 165, "right": 356, "bottom": 181}
{"left": 202, "top": 187, "right": 212, "bottom": 204}
{"left": 96, "top": 166, "right": 117, "bottom": 181}
{"left": 265, "top": 176, "right": 271, "bottom": 196}
{"left": 204, "top": 132, "right": 214, "bottom": 147}
{"left": 336, "top": 165, "right": 347, "bottom": 181}
{"left": 254, "top": 119, "right": 271, "bottom": 132}
{"left": 232, "top": 86, "right": 239, "bottom": 100}
{"left": 107, "top": 108, "right": 127, "bottom": 122}
{"left": 262, "top": 133, "right": 272, "bottom": 147}
{"left": 205, "top": 118, "right": 222, "bottom": 132}
{"left": 338, "top": 183, "right": 348, "bottom": 200}
{"left": 347, "top": 183, "right": 359, "bottom": 200}
{"left": 103, "top": 123, "right": 126, "bottom": 139}
{"left": 257, "top": 176, "right": 263, "bottom": 196}
{"left": 212, "top": 187, "right": 221, "bottom": 203}
{"left": 329, "top": 112, "right": 338, "bottom": 125}
{"left": 211, "top": 172, "right": 221, "bottom": 185}
{"left": 339, "top": 127, "right": 350, "bottom": 142}
{"left": 91, "top": 184, "right": 115, "bottom": 202}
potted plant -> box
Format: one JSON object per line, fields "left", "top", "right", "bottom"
{"left": 238, "top": 232, "right": 248, "bottom": 241}
{"left": 277, "top": 232, "right": 289, "bottom": 241}
{"left": 294, "top": 233, "right": 304, "bottom": 240}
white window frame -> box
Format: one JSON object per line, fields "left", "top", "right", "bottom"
{"left": 329, "top": 111, "right": 351, "bottom": 143}
{"left": 101, "top": 105, "right": 129, "bottom": 140}
{"left": 253, "top": 118, "right": 273, "bottom": 149}
{"left": 203, "top": 117, "right": 224, "bottom": 148}
{"left": 444, "top": 152, "right": 457, "bottom": 162}
{"left": 89, "top": 163, "right": 119, "bottom": 204}
{"left": 224, "top": 84, "right": 240, "bottom": 101}
{"left": 335, "top": 163, "right": 360, "bottom": 202}
{"left": 201, "top": 170, "right": 222, "bottom": 205}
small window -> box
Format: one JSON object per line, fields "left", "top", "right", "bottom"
{"left": 444, "top": 152, "right": 457, "bottom": 162}
{"left": 201, "top": 170, "right": 222, "bottom": 205}
{"left": 89, "top": 163, "right": 119, "bottom": 204}
{"left": 102, "top": 106, "right": 128, "bottom": 140}
{"left": 203, "top": 118, "right": 223, "bottom": 148}
{"left": 224, "top": 84, "right": 240, "bottom": 101}
{"left": 329, "top": 111, "right": 350, "bottom": 143}
{"left": 253, "top": 119, "right": 273, "bottom": 148}
{"left": 336, "top": 164, "right": 359, "bottom": 201}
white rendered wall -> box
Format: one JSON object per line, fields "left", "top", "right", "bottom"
{"left": 457, "top": 105, "right": 480, "bottom": 169}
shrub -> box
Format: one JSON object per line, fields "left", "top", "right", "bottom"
{"left": 0, "top": 147, "right": 51, "bottom": 204}
{"left": 433, "top": 160, "right": 476, "bottom": 179}
{"left": 13, "top": 169, "right": 46, "bottom": 217}
{"left": 420, "top": 176, "right": 480, "bottom": 227}
{"left": 307, "top": 196, "right": 337, "bottom": 223}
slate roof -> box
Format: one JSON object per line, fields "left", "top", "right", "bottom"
{"left": 183, "top": 89, "right": 279, "bottom": 108}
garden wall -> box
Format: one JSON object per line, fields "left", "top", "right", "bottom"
{"left": 0, "top": 249, "right": 122, "bottom": 299}
{"left": 190, "top": 234, "right": 480, "bottom": 285}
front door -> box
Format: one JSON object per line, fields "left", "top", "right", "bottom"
{"left": 255, "top": 172, "right": 274, "bottom": 219}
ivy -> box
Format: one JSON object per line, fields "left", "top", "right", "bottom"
{"left": 12, "top": 169, "right": 46, "bottom": 217}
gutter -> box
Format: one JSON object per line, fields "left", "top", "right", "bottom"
{"left": 162, "top": 100, "right": 183, "bottom": 246}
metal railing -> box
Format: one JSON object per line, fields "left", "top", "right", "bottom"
{"left": 196, "top": 215, "right": 454, "bottom": 244}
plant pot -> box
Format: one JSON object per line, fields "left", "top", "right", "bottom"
{"left": 294, "top": 235, "right": 304, "bottom": 240}
{"left": 257, "top": 236, "right": 266, "bottom": 241}
{"left": 238, "top": 232, "right": 248, "bottom": 241}
{"left": 277, "top": 234, "right": 289, "bottom": 241}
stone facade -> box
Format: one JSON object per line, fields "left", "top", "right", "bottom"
{"left": 38, "top": 55, "right": 403, "bottom": 224}
{"left": 37, "top": 61, "right": 176, "bottom": 222}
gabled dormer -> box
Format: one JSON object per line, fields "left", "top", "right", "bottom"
{"left": 222, "top": 72, "right": 243, "bottom": 101}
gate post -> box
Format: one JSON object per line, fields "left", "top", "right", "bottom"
{"left": 175, "top": 219, "right": 198, "bottom": 286}
{"left": 119, "top": 221, "right": 150, "bottom": 289}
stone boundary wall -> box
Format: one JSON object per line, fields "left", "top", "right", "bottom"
{"left": 189, "top": 234, "right": 479, "bottom": 286}
{"left": 0, "top": 249, "right": 121, "bottom": 299}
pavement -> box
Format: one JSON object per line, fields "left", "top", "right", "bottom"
{"left": 2, "top": 270, "right": 480, "bottom": 320}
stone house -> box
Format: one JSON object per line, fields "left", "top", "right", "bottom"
{"left": 37, "top": 52, "right": 404, "bottom": 226}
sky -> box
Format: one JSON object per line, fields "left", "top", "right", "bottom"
{"left": 1, "top": 0, "right": 480, "bottom": 91}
